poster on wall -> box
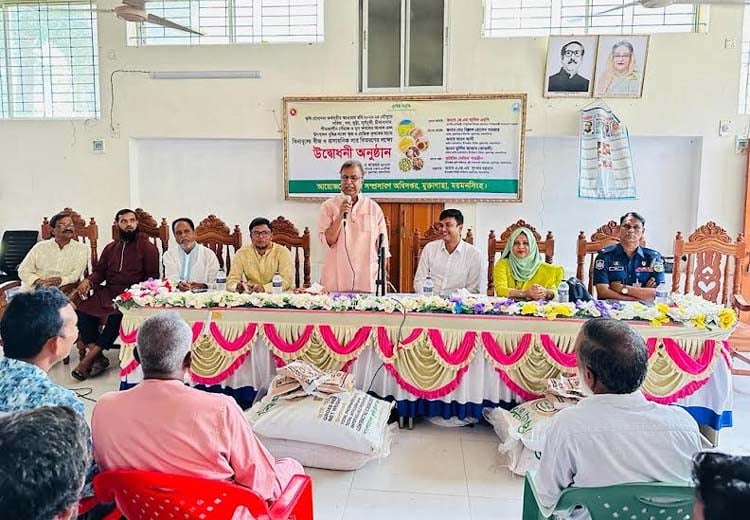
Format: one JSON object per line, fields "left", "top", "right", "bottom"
{"left": 593, "top": 35, "right": 649, "bottom": 98}
{"left": 544, "top": 35, "right": 598, "bottom": 98}
{"left": 578, "top": 106, "right": 636, "bottom": 200}
{"left": 282, "top": 94, "right": 527, "bottom": 201}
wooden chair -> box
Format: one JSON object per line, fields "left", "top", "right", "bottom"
{"left": 111, "top": 208, "right": 169, "bottom": 255}
{"left": 270, "top": 216, "right": 311, "bottom": 289}
{"left": 487, "top": 220, "right": 554, "bottom": 296}
{"left": 672, "top": 222, "right": 750, "bottom": 376}
{"left": 412, "top": 222, "right": 474, "bottom": 271}
{"left": 576, "top": 220, "right": 621, "bottom": 295}
{"left": 41, "top": 207, "right": 99, "bottom": 272}
{"left": 0, "top": 280, "right": 21, "bottom": 322}
{"left": 194, "top": 215, "right": 242, "bottom": 272}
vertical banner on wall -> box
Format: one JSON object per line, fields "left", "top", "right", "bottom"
{"left": 577, "top": 106, "right": 636, "bottom": 199}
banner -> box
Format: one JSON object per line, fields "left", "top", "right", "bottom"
{"left": 283, "top": 94, "right": 526, "bottom": 201}
{"left": 577, "top": 106, "right": 636, "bottom": 199}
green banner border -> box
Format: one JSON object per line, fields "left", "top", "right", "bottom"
{"left": 288, "top": 178, "right": 519, "bottom": 194}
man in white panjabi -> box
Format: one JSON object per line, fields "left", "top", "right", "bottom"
{"left": 534, "top": 318, "right": 702, "bottom": 519}
{"left": 162, "top": 218, "right": 220, "bottom": 291}
{"left": 18, "top": 212, "right": 88, "bottom": 293}
{"left": 413, "top": 208, "right": 482, "bottom": 295}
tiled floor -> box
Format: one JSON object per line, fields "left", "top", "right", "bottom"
{"left": 49, "top": 353, "right": 750, "bottom": 520}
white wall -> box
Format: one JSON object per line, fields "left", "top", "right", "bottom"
{"left": 0, "top": 0, "right": 747, "bottom": 284}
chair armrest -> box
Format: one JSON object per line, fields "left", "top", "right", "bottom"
{"left": 734, "top": 293, "right": 750, "bottom": 312}
{"left": 0, "top": 280, "right": 22, "bottom": 306}
{"left": 76, "top": 496, "right": 99, "bottom": 515}
{"left": 268, "top": 475, "right": 313, "bottom": 519}
{"left": 523, "top": 471, "right": 557, "bottom": 519}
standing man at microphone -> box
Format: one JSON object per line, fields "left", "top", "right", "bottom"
{"left": 318, "top": 160, "right": 389, "bottom": 293}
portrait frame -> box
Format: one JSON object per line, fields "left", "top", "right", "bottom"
{"left": 543, "top": 35, "right": 598, "bottom": 98}
{"left": 593, "top": 35, "right": 650, "bottom": 98}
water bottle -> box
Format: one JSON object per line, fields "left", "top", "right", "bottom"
{"left": 557, "top": 281, "right": 569, "bottom": 303}
{"left": 654, "top": 282, "right": 669, "bottom": 304}
{"left": 215, "top": 269, "right": 226, "bottom": 292}
{"left": 422, "top": 275, "right": 434, "bottom": 296}
{"left": 272, "top": 272, "right": 283, "bottom": 294}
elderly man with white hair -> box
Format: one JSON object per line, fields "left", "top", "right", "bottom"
{"left": 91, "top": 311, "right": 303, "bottom": 502}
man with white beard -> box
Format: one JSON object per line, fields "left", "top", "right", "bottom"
{"left": 533, "top": 318, "right": 702, "bottom": 518}
{"left": 547, "top": 40, "right": 590, "bottom": 93}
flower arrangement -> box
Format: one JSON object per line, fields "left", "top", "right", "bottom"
{"left": 115, "top": 278, "right": 172, "bottom": 309}
{"left": 114, "top": 282, "right": 738, "bottom": 329}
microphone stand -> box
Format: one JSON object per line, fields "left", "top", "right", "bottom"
{"left": 376, "top": 239, "right": 386, "bottom": 297}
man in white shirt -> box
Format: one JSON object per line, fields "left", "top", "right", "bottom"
{"left": 163, "top": 218, "right": 220, "bottom": 291}
{"left": 18, "top": 213, "right": 88, "bottom": 292}
{"left": 534, "top": 318, "right": 703, "bottom": 518}
{"left": 413, "top": 209, "right": 482, "bottom": 295}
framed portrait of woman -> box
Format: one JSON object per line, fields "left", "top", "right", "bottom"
{"left": 593, "top": 35, "right": 649, "bottom": 98}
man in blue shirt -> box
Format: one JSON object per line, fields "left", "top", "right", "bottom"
{"left": 593, "top": 212, "right": 665, "bottom": 301}
{"left": 0, "top": 287, "right": 84, "bottom": 416}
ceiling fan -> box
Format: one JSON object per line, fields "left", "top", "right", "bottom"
{"left": 99, "top": 0, "right": 203, "bottom": 36}
{"left": 593, "top": 0, "right": 750, "bottom": 17}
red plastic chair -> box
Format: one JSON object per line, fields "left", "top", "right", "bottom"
{"left": 92, "top": 470, "right": 313, "bottom": 520}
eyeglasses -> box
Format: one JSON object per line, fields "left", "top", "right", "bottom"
{"left": 621, "top": 224, "right": 642, "bottom": 231}
{"left": 341, "top": 175, "right": 362, "bottom": 182}
{"left": 613, "top": 53, "right": 631, "bottom": 59}
{"left": 56, "top": 224, "right": 75, "bottom": 229}
{"left": 251, "top": 230, "right": 272, "bottom": 237}
{"left": 563, "top": 50, "right": 582, "bottom": 57}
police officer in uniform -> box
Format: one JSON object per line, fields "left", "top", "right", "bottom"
{"left": 593, "top": 212, "right": 665, "bottom": 301}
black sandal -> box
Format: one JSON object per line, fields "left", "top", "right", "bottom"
{"left": 88, "top": 355, "right": 111, "bottom": 378}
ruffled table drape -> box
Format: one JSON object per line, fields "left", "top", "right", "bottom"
{"left": 118, "top": 307, "right": 733, "bottom": 428}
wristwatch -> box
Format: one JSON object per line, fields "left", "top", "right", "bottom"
{"left": 620, "top": 286, "right": 629, "bottom": 295}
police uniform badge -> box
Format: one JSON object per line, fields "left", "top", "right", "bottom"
{"left": 653, "top": 259, "right": 665, "bottom": 273}
{"left": 595, "top": 259, "right": 605, "bottom": 270}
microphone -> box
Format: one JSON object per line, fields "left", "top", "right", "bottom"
{"left": 343, "top": 194, "right": 351, "bottom": 223}
{"left": 378, "top": 232, "right": 384, "bottom": 250}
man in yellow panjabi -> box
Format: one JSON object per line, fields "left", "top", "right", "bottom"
{"left": 227, "top": 217, "right": 294, "bottom": 293}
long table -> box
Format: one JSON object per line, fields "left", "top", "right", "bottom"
{"left": 118, "top": 307, "right": 734, "bottom": 430}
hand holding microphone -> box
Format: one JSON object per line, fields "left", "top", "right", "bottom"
{"left": 341, "top": 194, "right": 352, "bottom": 225}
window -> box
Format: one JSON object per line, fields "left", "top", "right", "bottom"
{"left": 126, "top": 0, "right": 324, "bottom": 46}
{"left": 482, "top": 0, "right": 706, "bottom": 38}
{"left": 740, "top": 5, "right": 750, "bottom": 114}
{"left": 361, "top": 0, "right": 447, "bottom": 91}
{"left": 0, "top": 1, "right": 99, "bottom": 119}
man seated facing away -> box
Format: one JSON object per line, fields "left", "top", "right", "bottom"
{"left": 0, "top": 406, "right": 90, "bottom": 520}
{"left": 227, "top": 217, "right": 293, "bottom": 293}
{"left": 91, "top": 311, "right": 304, "bottom": 503}
{"left": 163, "top": 218, "right": 220, "bottom": 291}
{"left": 0, "top": 287, "right": 84, "bottom": 417}
{"left": 18, "top": 212, "right": 89, "bottom": 294}
{"left": 692, "top": 452, "right": 750, "bottom": 519}
{"left": 413, "top": 209, "right": 482, "bottom": 295}
{"left": 593, "top": 211, "right": 665, "bottom": 301}
{"left": 72, "top": 208, "right": 160, "bottom": 381}
{"left": 534, "top": 318, "right": 702, "bottom": 518}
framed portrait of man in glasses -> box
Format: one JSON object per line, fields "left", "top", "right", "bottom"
{"left": 544, "top": 35, "right": 598, "bottom": 98}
